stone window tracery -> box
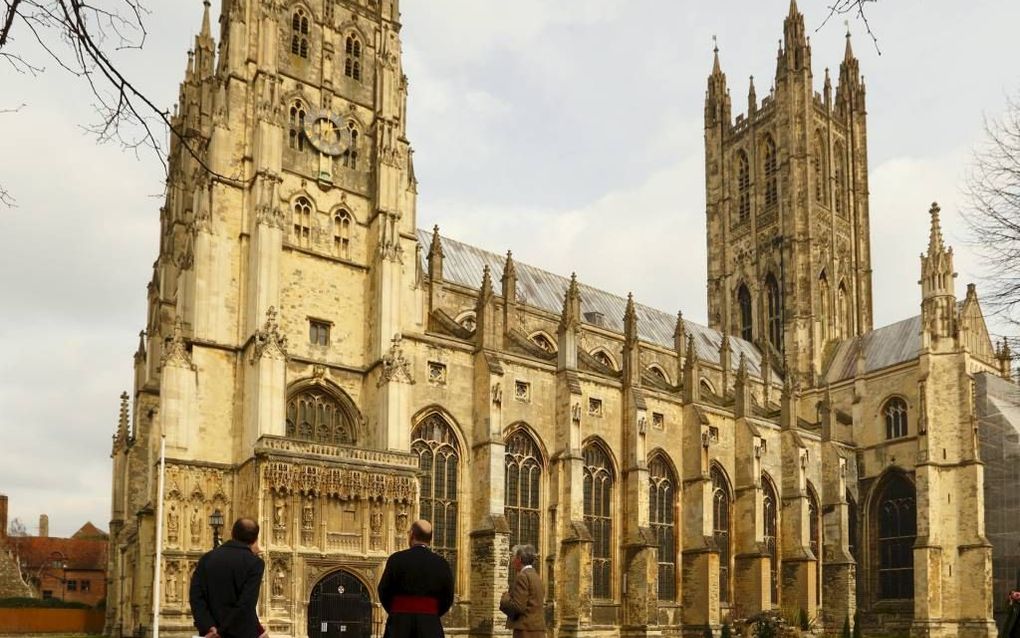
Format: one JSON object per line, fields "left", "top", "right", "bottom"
{"left": 765, "top": 273, "right": 782, "bottom": 352}
{"left": 819, "top": 272, "right": 830, "bottom": 342}
{"left": 291, "top": 8, "right": 310, "bottom": 59}
{"left": 711, "top": 465, "right": 732, "bottom": 603}
{"left": 288, "top": 100, "right": 307, "bottom": 151}
{"left": 834, "top": 142, "right": 847, "bottom": 216}
{"left": 412, "top": 415, "right": 460, "bottom": 581}
{"left": 649, "top": 454, "right": 677, "bottom": 601}
{"left": 343, "top": 122, "right": 359, "bottom": 169}
{"left": 808, "top": 483, "right": 822, "bottom": 605}
{"left": 737, "top": 151, "right": 751, "bottom": 223}
{"left": 737, "top": 283, "right": 753, "bottom": 342}
{"left": 344, "top": 34, "right": 362, "bottom": 81}
{"left": 763, "top": 135, "right": 779, "bottom": 210}
{"left": 814, "top": 131, "right": 827, "bottom": 205}
{"left": 762, "top": 473, "right": 779, "bottom": 607}
{"left": 285, "top": 388, "right": 356, "bottom": 445}
{"left": 293, "top": 197, "right": 312, "bottom": 247}
{"left": 593, "top": 350, "right": 615, "bottom": 371}
{"left": 505, "top": 429, "right": 542, "bottom": 557}
{"left": 583, "top": 441, "right": 614, "bottom": 599}
{"left": 837, "top": 281, "right": 851, "bottom": 339}
{"left": 530, "top": 333, "right": 555, "bottom": 353}
{"left": 333, "top": 210, "right": 352, "bottom": 259}
{"left": 883, "top": 397, "right": 908, "bottom": 439}
{"left": 648, "top": 365, "right": 669, "bottom": 385}
{"left": 876, "top": 474, "right": 916, "bottom": 600}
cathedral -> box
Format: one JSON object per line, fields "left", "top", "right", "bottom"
{"left": 105, "top": 2, "right": 1020, "bottom": 638}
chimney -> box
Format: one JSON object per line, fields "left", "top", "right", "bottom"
{"left": 39, "top": 514, "right": 49, "bottom": 538}
{"left": 0, "top": 494, "right": 7, "bottom": 539}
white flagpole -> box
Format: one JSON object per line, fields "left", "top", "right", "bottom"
{"left": 152, "top": 435, "right": 167, "bottom": 638}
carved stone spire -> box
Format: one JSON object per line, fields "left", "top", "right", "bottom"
{"left": 501, "top": 250, "right": 517, "bottom": 302}
{"left": 673, "top": 310, "right": 686, "bottom": 359}
{"left": 427, "top": 225, "right": 444, "bottom": 282}
{"left": 475, "top": 265, "right": 497, "bottom": 349}
{"left": 559, "top": 273, "right": 582, "bottom": 332}
{"left": 113, "top": 391, "right": 130, "bottom": 454}
{"left": 705, "top": 38, "right": 731, "bottom": 128}
{"left": 735, "top": 353, "right": 752, "bottom": 417}
{"left": 920, "top": 202, "right": 958, "bottom": 342}
{"left": 623, "top": 293, "right": 641, "bottom": 387}
{"left": 683, "top": 333, "right": 700, "bottom": 403}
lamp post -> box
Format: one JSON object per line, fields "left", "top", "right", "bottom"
{"left": 209, "top": 509, "right": 224, "bottom": 549}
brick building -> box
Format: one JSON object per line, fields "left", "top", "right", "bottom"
{"left": 1, "top": 500, "right": 108, "bottom": 607}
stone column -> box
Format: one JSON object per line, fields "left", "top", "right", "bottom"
{"left": 780, "top": 441, "right": 815, "bottom": 620}
{"left": 733, "top": 427, "right": 769, "bottom": 615}
{"left": 681, "top": 406, "right": 720, "bottom": 637}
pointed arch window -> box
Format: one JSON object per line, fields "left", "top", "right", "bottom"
{"left": 819, "top": 273, "right": 831, "bottom": 342}
{"left": 333, "top": 210, "right": 352, "bottom": 259}
{"left": 814, "top": 131, "right": 827, "bottom": 205}
{"left": 505, "top": 430, "right": 542, "bottom": 556}
{"left": 765, "top": 273, "right": 783, "bottom": 352}
{"left": 583, "top": 442, "right": 614, "bottom": 599}
{"left": 883, "top": 397, "right": 908, "bottom": 440}
{"left": 649, "top": 454, "right": 677, "bottom": 601}
{"left": 876, "top": 474, "right": 916, "bottom": 600}
{"left": 834, "top": 142, "right": 846, "bottom": 216}
{"left": 286, "top": 388, "right": 357, "bottom": 445}
{"left": 737, "top": 151, "right": 751, "bottom": 223}
{"left": 412, "top": 415, "right": 460, "bottom": 580}
{"left": 762, "top": 474, "right": 779, "bottom": 607}
{"left": 343, "top": 122, "right": 359, "bottom": 169}
{"left": 808, "top": 484, "right": 822, "bottom": 605}
{"left": 593, "top": 350, "right": 615, "bottom": 371}
{"left": 531, "top": 333, "right": 556, "bottom": 354}
{"left": 324, "top": 1, "right": 334, "bottom": 25}
{"left": 737, "top": 284, "right": 753, "bottom": 342}
{"left": 289, "top": 101, "right": 307, "bottom": 151}
{"left": 648, "top": 365, "right": 669, "bottom": 385}
{"left": 291, "top": 8, "right": 310, "bottom": 59}
{"left": 763, "top": 136, "right": 779, "bottom": 210}
{"left": 344, "top": 34, "right": 362, "bottom": 81}
{"left": 711, "top": 465, "right": 732, "bottom": 603}
{"left": 293, "top": 197, "right": 312, "bottom": 246}
{"left": 837, "top": 281, "right": 851, "bottom": 339}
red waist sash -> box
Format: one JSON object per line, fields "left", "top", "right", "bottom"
{"left": 390, "top": 595, "right": 439, "bottom": 615}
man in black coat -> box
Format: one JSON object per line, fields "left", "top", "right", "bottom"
{"left": 378, "top": 519, "right": 455, "bottom": 638}
{"left": 189, "top": 518, "right": 266, "bottom": 638}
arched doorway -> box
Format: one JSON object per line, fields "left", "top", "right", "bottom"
{"left": 307, "top": 569, "right": 374, "bottom": 638}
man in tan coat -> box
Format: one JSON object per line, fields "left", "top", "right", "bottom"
{"left": 499, "top": 544, "right": 546, "bottom": 638}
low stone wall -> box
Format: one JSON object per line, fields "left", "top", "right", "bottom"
{"left": 0, "top": 607, "right": 105, "bottom": 634}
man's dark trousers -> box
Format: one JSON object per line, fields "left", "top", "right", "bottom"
{"left": 189, "top": 540, "right": 265, "bottom": 638}
{"left": 378, "top": 545, "right": 454, "bottom": 638}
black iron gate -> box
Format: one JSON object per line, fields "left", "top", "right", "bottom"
{"left": 308, "top": 569, "right": 375, "bottom": 638}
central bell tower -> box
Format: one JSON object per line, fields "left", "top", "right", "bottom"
{"left": 704, "top": 0, "right": 873, "bottom": 384}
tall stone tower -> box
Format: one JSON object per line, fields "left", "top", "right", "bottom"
{"left": 108, "top": 1, "right": 421, "bottom": 635}
{"left": 704, "top": 0, "right": 873, "bottom": 385}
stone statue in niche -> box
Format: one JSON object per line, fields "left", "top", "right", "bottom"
{"left": 165, "top": 565, "right": 178, "bottom": 603}
{"left": 271, "top": 561, "right": 287, "bottom": 599}
{"left": 167, "top": 504, "right": 179, "bottom": 545}
{"left": 189, "top": 506, "right": 201, "bottom": 546}
{"left": 301, "top": 495, "right": 315, "bottom": 544}
{"left": 273, "top": 497, "right": 287, "bottom": 544}
{"left": 369, "top": 501, "right": 383, "bottom": 550}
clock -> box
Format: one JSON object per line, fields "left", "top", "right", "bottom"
{"left": 303, "top": 108, "right": 350, "bottom": 157}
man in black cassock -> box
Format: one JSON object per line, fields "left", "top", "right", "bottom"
{"left": 378, "top": 520, "right": 455, "bottom": 638}
{"left": 1003, "top": 569, "right": 1020, "bottom": 638}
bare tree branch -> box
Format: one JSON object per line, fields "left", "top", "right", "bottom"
{"left": 0, "top": 0, "right": 242, "bottom": 208}
{"left": 963, "top": 93, "right": 1020, "bottom": 339}
{"left": 817, "top": 0, "right": 881, "bottom": 55}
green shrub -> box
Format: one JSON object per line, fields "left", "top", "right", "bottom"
{"left": 0, "top": 596, "right": 91, "bottom": 609}
{"left": 722, "top": 623, "right": 733, "bottom": 638}
{"left": 750, "top": 611, "right": 782, "bottom": 638}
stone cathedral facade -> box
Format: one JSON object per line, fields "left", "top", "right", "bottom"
{"left": 106, "top": 2, "right": 1018, "bottom": 638}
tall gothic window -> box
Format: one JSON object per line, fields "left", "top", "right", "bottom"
{"left": 324, "top": 0, "right": 334, "bottom": 25}
{"left": 877, "top": 473, "right": 916, "bottom": 600}
{"left": 808, "top": 484, "right": 822, "bottom": 605}
{"left": 763, "top": 135, "right": 779, "bottom": 211}
{"left": 293, "top": 197, "right": 312, "bottom": 246}
{"left": 649, "top": 454, "right": 677, "bottom": 601}
{"left": 505, "top": 429, "right": 542, "bottom": 556}
{"left": 291, "top": 8, "right": 310, "bottom": 58}
{"left": 343, "top": 122, "right": 359, "bottom": 169}
{"left": 847, "top": 491, "right": 858, "bottom": 561}
{"left": 344, "top": 34, "right": 362, "bottom": 81}
{"left": 883, "top": 397, "right": 908, "bottom": 439}
{"left": 819, "top": 272, "right": 830, "bottom": 342}
{"left": 289, "top": 100, "right": 307, "bottom": 151}
{"left": 813, "top": 131, "right": 827, "bottom": 205}
{"left": 765, "top": 273, "right": 782, "bottom": 352}
{"left": 737, "top": 151, "right": 751, "bottom": 223}
{"left": 711, "top": 465, "right": 732, "bottom": 603}
{"left": 834, "top": 142, "right": 846, "bottom": 216}
{"left": 412, "top": 416, "right": 460, "bottom": 581}
{"left": 737, "top": 284, "right": 753, "bottom": 342}
{"left": 333, "top": 210, "right": 352, "bottom": 259}
{"left": 762, "top": 474, "right": 779, "bottom": 607}
{"left": 286, "top": 388, "right": 357, "bottom": 445}
{"left": 583, "top": 441, "right": 614, "bottom": 599}
{"left": 837, "top": 281, "right": 851, "bottom": 339}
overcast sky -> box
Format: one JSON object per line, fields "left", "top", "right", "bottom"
{"left": 1, "top": 0, "right": 1019, "bottom": 538}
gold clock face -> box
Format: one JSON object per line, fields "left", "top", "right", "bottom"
{"left": 303, "top": 109, "right": 350, "bottom": 157}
